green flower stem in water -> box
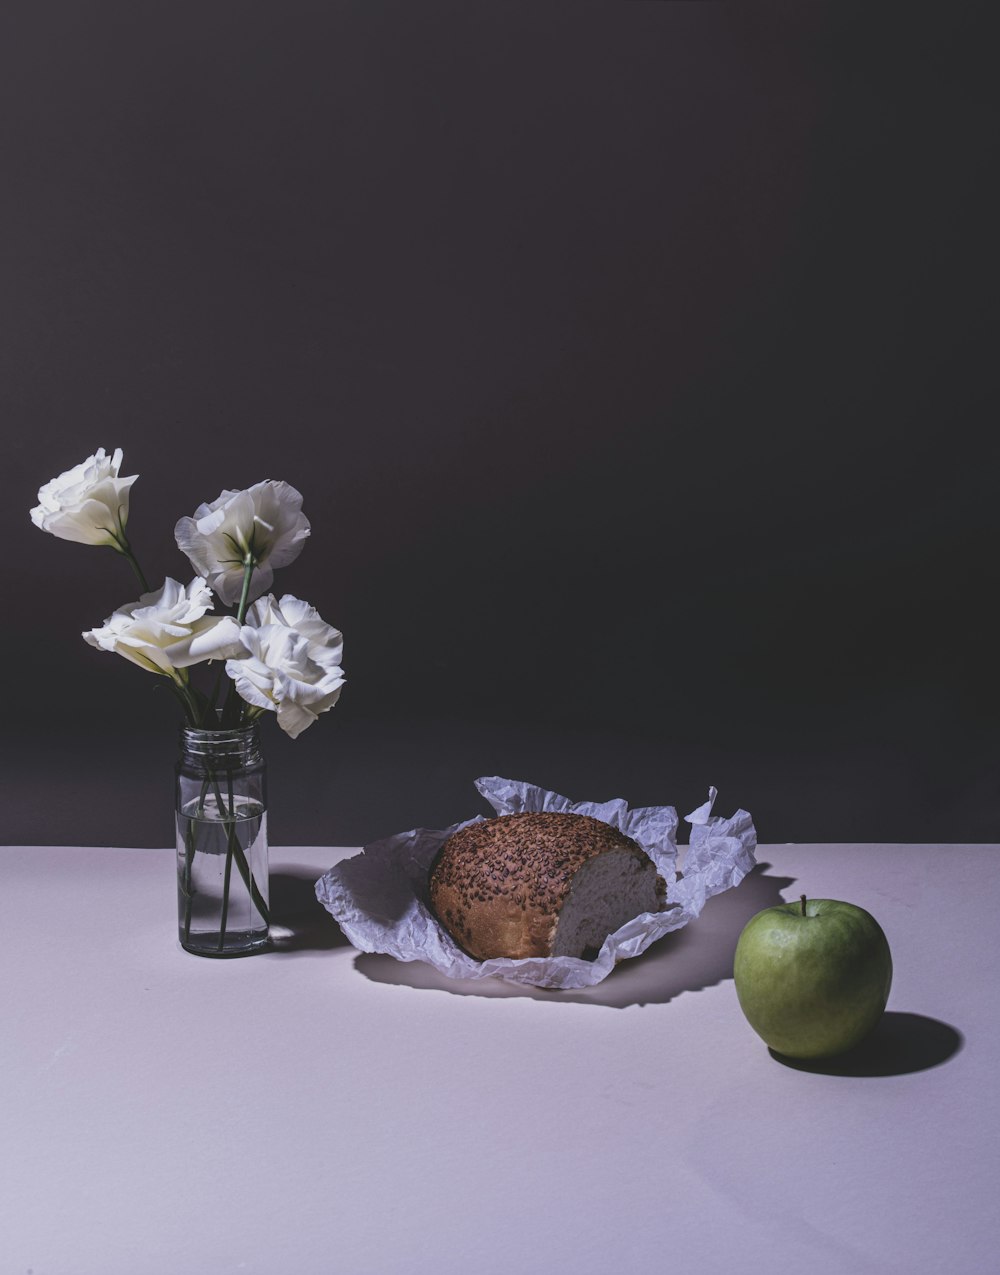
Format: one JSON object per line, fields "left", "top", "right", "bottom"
{"left": 180, "top": 807, "right": 199, "bottom": 944}
{"left": 208, "top": 770, "right": 270, "bottom": 926}
{"left": 180, "top": 773, "right": 214, "bottom": 945}
{"left": 217, "top": 768, "right": 237, "bottom": 951}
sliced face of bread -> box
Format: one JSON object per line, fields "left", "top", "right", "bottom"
{"left": 551, "top": 846, "right": 664, "bottom": 959}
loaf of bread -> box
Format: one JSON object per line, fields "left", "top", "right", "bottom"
{"left": 428, "top": 810, "right": 666, "bottom": 961}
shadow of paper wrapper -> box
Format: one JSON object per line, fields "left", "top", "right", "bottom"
{"left": 315, "top": 776, "right": 759, "bottom": 990}
{"left": 353, "top": 860, "right": 793, "bottom": 1007}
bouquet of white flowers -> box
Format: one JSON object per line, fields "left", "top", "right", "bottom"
{"left": 31, "top": 447, "right": 345, "bottom": 736}
{"left": 31, "top": 448, "right": 346, "bottom": 955}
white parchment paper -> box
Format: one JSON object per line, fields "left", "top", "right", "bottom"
{"left": 315, "top": 776, "right": 757, "bottom": 989}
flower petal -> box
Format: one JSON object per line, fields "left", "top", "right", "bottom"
{"left": 31, "top": 449, "right": 136, "bottom": 546}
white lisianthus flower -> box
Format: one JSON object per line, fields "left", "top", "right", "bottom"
{"left": 174, "top": 480, "right": 310, "bottom": 607}
{"left": 83, "top": 578, "right": 245, "bottom": 679}
{"left": 225, "top": 593, "right": 345, "bottom": 739}
{"left": 30, "top": 447, "right": 138, "bottom": 547}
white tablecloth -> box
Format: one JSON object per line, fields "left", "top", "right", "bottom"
{"left": 1, "top": 842, "right": 995, "bottom": 1275}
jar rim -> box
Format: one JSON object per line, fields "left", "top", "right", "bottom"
{"left": 181, "top": 723, "right": 259, "bottom": 741}
{"left": 181, "top": 708, "right": 260, "bottom": 740}
{"left": 179, "top": 719, "right": 262, "bottom": 761}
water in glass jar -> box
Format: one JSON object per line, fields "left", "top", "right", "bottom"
{"left": 176, "top": 793, "right": 269, "bottom": 955}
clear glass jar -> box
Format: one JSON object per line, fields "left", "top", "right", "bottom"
{"left": 175, "top": 723, "right": 270, "bottom": 956}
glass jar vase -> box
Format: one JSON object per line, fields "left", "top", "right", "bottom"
{"left": 176, "top": 723, "right": 270, "bottom": 956}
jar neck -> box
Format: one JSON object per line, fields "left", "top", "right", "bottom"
{"left": 179, "top": 722, "right": 263, "bottom": 767}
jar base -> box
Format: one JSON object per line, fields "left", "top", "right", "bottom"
{"left": 180, "top": 930, "right": 271, "bottom": 958}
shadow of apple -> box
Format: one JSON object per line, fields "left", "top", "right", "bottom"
{"left": 768, "top": 1011, "right": 963, "bottom": 1075}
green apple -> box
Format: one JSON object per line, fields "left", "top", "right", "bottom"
{"left": 733, "top": 896, "right": 892, "bottom": 1059}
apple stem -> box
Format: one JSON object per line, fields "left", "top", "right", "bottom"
{"left": 800, "top": 894, "right": 807, "bottom": 916}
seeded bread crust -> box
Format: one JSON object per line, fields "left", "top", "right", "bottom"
{"left": 429, "top": 810, "right": 660, "bottom": 961}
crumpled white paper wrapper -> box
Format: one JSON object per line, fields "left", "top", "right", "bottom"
{"left": 315, "top": 776, "right": 757, "bottom": 990}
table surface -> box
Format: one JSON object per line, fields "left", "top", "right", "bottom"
{"left": 1, "top": 841, "right": 996, "bottom": 1275}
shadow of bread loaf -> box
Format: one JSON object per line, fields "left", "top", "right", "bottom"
{"left": 429, "top": 811, "right": 667, "bottom": 961}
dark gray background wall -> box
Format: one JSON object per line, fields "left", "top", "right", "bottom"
{"left": 4, "top": 1, "right": 996, "bottom": 847}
